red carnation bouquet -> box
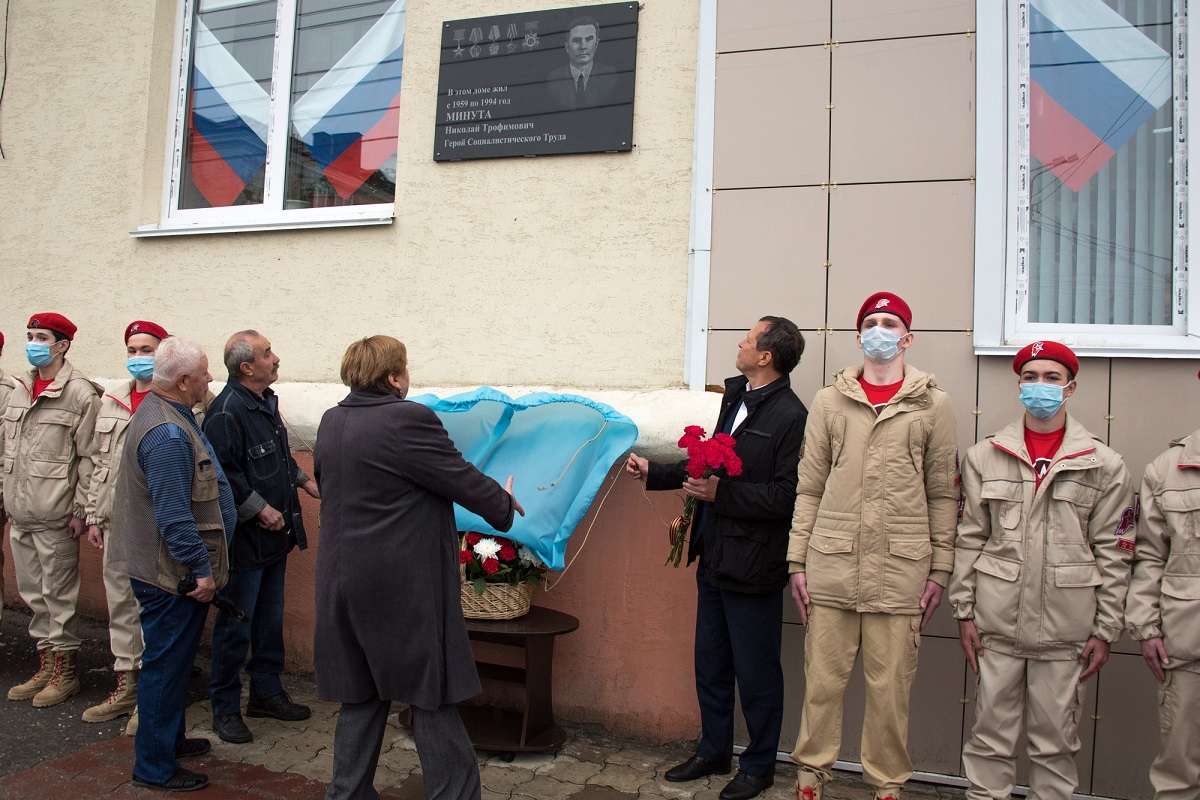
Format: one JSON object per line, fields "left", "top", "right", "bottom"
{"left": 666, "top": 426, "right": 743, "bottom": 567}
{"left": 459, "top": 532, "right": 548, "bottom": 595}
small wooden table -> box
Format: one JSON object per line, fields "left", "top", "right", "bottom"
{"left": 460, "top": 606, "right": 580, "bottom": 757}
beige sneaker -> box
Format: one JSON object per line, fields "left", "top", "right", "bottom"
{"left": 82, "top": 669, "right": 138, "bottom": 722}
{"left": 7, "top": 649, "right": 53, "bottom": 701}
{"left": 32, "top": 651, "right": 81, "bottom": 708}
{"left": 124, "top": 708, "right": 139, "bottom": 736}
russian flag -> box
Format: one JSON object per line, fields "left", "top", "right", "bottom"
{"left": 187, "top": 19, "right": 270, "bottom": 207}
{"left": 290, "top": 0, "right": 406, "bottom": 200}
{"left": 1029, "top": 0, "right": 1171, "bottom": 191}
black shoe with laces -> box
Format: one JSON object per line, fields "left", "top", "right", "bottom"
{"left": 213, "top": 713, "right": 253, "bottom": 744}
{"left": 246, "top": 691, "right": 312, "bottom": 721}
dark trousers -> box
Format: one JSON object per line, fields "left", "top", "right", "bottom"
{"left": 131, "top": 578, "right": 208, "bottom": 785}
{"left": 694, "top": 571, "right": 785, "bottom": 778}
{"left": 325, "top": 697, "right": 480, "bottom": 800}
{"left": 209, "top": 556, "right": 287, "bottom": 715}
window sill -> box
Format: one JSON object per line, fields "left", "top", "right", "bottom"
{"left": 130, "top": 210, "right": 394, "bottom": 238}
{"left": 974, "top": 339, "right": 1200, "bottom": 360}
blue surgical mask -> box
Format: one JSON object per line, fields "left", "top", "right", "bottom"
{"left": 860, "top": 326, "right": 903, "bottom": 364}
{"left": 127, "top": 355, "right": 156, "bottom": 382}
{"left": 1019, "top": 382, "right": 1066, "bottom": 419}
{"left": 26, "top": 342, "right": 53, "bottom": 367}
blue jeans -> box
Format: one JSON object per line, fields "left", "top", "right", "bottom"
{"left": 694, "top": 571, "right": 785, "bottom": 778}
{"left": 131, "top": 578, "right": 208, "bottom": 785}
{"left": 208, "top": 556, "right": 287, "bottom": 715}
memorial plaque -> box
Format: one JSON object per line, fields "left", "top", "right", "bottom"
{"left": 434, "top": 3, "right": 638, "bottom": 161}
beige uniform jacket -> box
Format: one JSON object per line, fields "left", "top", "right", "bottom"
{"left": 1126, "top": 432, "right": 1200, "bottom": 669}
{"left": 1, "top": 361, "right": 102, "bottom": 531}
{"left": 788, "top": 364, "right": 960, "bottom": 615}
{"left": 85, "top": 382, "right": 214, "bottom": 530}
{"left": 0, "top": 369, "right": 13, "bottom": 515}
{"left": 949, "top": 416, "right": 1133, "bottom": 659}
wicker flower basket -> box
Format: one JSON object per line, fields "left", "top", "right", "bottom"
{"left": 460, "top": 579, "right": 532, "bottom": 620}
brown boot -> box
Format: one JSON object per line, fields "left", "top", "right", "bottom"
{"left": 7, "top": 649, "right": 53, "bottom": 701}
{"left": 82, "top": 669, "right": 138, "bottom": 722}
{"left": 124, "top": 707, "right": 139, "bottom": 736}
{"left": 32, "top": 651, "right": 81, "bottom": 708}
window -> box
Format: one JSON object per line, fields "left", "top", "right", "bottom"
{"left": 136, "top": 0, "right": 406, "bottom": 236}
{"left": 975, "top": 0, "right": 1200, "bottom": 355}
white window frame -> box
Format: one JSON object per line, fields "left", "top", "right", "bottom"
{"left": 974, "top": 0, "right": 1200, "bottom": 357}
{"left": 133, "top": 0, "right": 396, "bottom": 237}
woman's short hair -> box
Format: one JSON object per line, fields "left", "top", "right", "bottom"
{"left": 340, "top": 336, "right": 408, "bottom": 391}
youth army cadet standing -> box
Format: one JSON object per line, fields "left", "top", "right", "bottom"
{"left": 81, "top": 321, "right": 175, "bottom": 731}
{"left": 1126, "top": 387, "right": 1200, "bottom": 799}
{"left": 4, "top": 313, "right": 102, "bottom": 707}
{"left": 950, "top": 341, "right": 1133, "bottom": 800}
{"left": 788, "top": 293, "right": 959, "bottom": 800}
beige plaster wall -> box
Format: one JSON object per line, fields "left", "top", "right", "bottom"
{"left": 0, "top": 0, "right": 699, "bottom": 390}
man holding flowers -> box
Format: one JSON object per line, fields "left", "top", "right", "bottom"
{"left": 627, "top": 316, "right": 807, "bottom": 800}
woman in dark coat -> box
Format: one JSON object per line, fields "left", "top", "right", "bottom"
{"left": 313, "top": 335, "right": 523, "bottom": 800}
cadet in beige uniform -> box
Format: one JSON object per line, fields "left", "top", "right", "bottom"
{"left": 950, "top": 341, "right": 1133, "bottom": 800}
{"left": 4, "top": 313, "right": 102, "bottom": 707}
{"left": 0, "top": 331, "right": 14, "bottom": 622}
{"left": 80, "top": 320, "right": 170, "bottom": 727}
{"left": 1127, "top": 419, "right": 1200, "bottom": 799}
{"left": 789, "top": 293, "right": 959, "bottom": 800}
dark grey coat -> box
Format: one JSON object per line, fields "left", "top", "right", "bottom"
{"left": 312, "top": 389, "right": 515, "bottom": 709}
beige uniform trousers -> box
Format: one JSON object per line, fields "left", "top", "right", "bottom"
{"left": 101, "top": 532, "right": 143, "bottom": 671}
{"left": 791, "top": 606, "right": 922, "bottom": 793}
{"left": 963, "top": 649, "right": 1085, "bottom": 800}
{"left": 1150, "top": 666, "right": 1200, "bottom": 800}
{"left": 8, "top": 525, "right": 81, "bottom": 651}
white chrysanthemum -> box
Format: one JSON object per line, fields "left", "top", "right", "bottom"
{"left": 473, "top": 538, "right": 502, "bottom": 560}
{"left": 518, "top": 545, "right": 543, "bottom": 567}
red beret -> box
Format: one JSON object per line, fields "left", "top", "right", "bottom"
{"left": 857, "top": 292, "right": 912, "bottom": 330}
{"left": 0, "top": 331, "right": 4, "bottom": 349}
{"left": 125, "top": 320, "right": 169, "bottom": 343}
{"left": 1013, "top": 340, "right": 1079, "bottom": 378}
{"left": 27, "top": 313, "right": 77, "bottom": 341}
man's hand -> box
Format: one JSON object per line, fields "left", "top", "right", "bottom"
{"left": 187, "top": 575, "right": 216, "bottom": 603}
{"left": 1078, "top": 636, "right": 1111, "bottom": 682}
{"left": 625, "top": 454, "right": 649, "bottom": 483}
{"left": 86, "top": 524, "right": 105, "bottom": 550}
{"left": 68, "top": 516, "right": 87, "bottom": 540}
{"left": 301, "top": 478, "right": 320, "bottom": 499}
{"left": 1140, "top": 637, "right": 1170, "bottom": 684}
{"left": 682, "top": 475, "right": 719, "bottom": 503}
{"left": 256, "top": 504, "right": 285, "bottom": 531}
{"left": 503, "top": 476, "right": 526, "bottom": 517}
{"left": 958, "top": 620, "right": 983, "bottom": 674}
{"left": 919, "top": 580, "right": 943, "bottom": 631}
{"left": 790, "top": 572, "right": 811, "bottom": 625}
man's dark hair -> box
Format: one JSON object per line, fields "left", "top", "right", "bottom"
{"left": 566, "top": 15, "right": 600, "bottom": 35}
{"left": 757, "top": 316, "right": 805, "bottom": 375}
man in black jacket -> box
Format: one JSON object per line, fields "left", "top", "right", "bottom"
{"left": 204, "top": 331, "right": 320, "bottom": 744}
{"left": 626, "top": 316, "right": 807, "bottom": 800}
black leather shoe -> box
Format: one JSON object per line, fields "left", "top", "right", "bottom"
{"left": 213, "top": 713, "right": 253, "bottom": 744}
{"left": 719, "top": 770, "right": 774, "bottom": 800}
{"left": 175, "top": 738, "right": 211, "bottom": 759}
{"left": 246, "top": 691, "right": 312, "bottom": 721}
{"left": 132, "top": 767, "right": 208, "bottom": 792}
{"left": 665, "top": 754, "right": 733, "bottom": 782}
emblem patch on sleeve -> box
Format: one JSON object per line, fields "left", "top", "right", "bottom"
{"left": 1117, "top": 538, "right": 1135, "bottom": 553}
{"left": 1115, "top": 506, "right": 1135, "bottom": 538}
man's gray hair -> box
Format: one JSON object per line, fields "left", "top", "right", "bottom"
{"left": 224, "top": 329, "right": 260, "bottom": 379}
{"left": 153, "top": 337, "right": 206, "bottom": 386}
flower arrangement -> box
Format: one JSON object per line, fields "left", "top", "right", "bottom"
{"left": 459, "top": 532, "right": 548, "bottom": 595}
{"left": 666, "top": 426, "right": 743, "bottom": 567}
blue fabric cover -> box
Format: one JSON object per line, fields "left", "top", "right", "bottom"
{"left": 409, "top": 388, "right": 638, "bottom": 570}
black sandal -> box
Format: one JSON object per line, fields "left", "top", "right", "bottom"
{"left": 132, "top": 768, "right": 209, "bottom": 792}
{"left": 176, "top": 738, "right": 211, "bottom": 759}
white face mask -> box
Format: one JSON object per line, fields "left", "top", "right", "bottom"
{"left": 860, "top": 326, "right": 902, "bottom": 364}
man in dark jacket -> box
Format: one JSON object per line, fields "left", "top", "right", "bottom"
{"left": 203, "top": 331, "right": 320, "bottom": 744}
{"left": 626, "top": 316, "right": 808, "bottom": 800}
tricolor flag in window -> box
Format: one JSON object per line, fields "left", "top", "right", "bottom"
{"left": 290, "top": 0, "right": 406, "bottom": 200}
{"left": 186, "top": 19, "right": 270, "bottom": 208}
{"left": 1029, "top": 0, "right": 1171, "bottom": 191}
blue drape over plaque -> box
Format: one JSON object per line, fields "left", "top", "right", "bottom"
{"left": 409, "top": 388, "right": 638, "bottom": 570}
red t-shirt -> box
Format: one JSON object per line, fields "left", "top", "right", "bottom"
{"left": 130, "top": 388, "right": 150, "bottom": 412}
{"left": 31, "top": 377, "right": 54, "bottom": 400}
{"left": 1024, "top": 425, "right": 1066, "bottom": 486}
{"left": 858, "top": 377, "right": 903, "bottom": 413}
